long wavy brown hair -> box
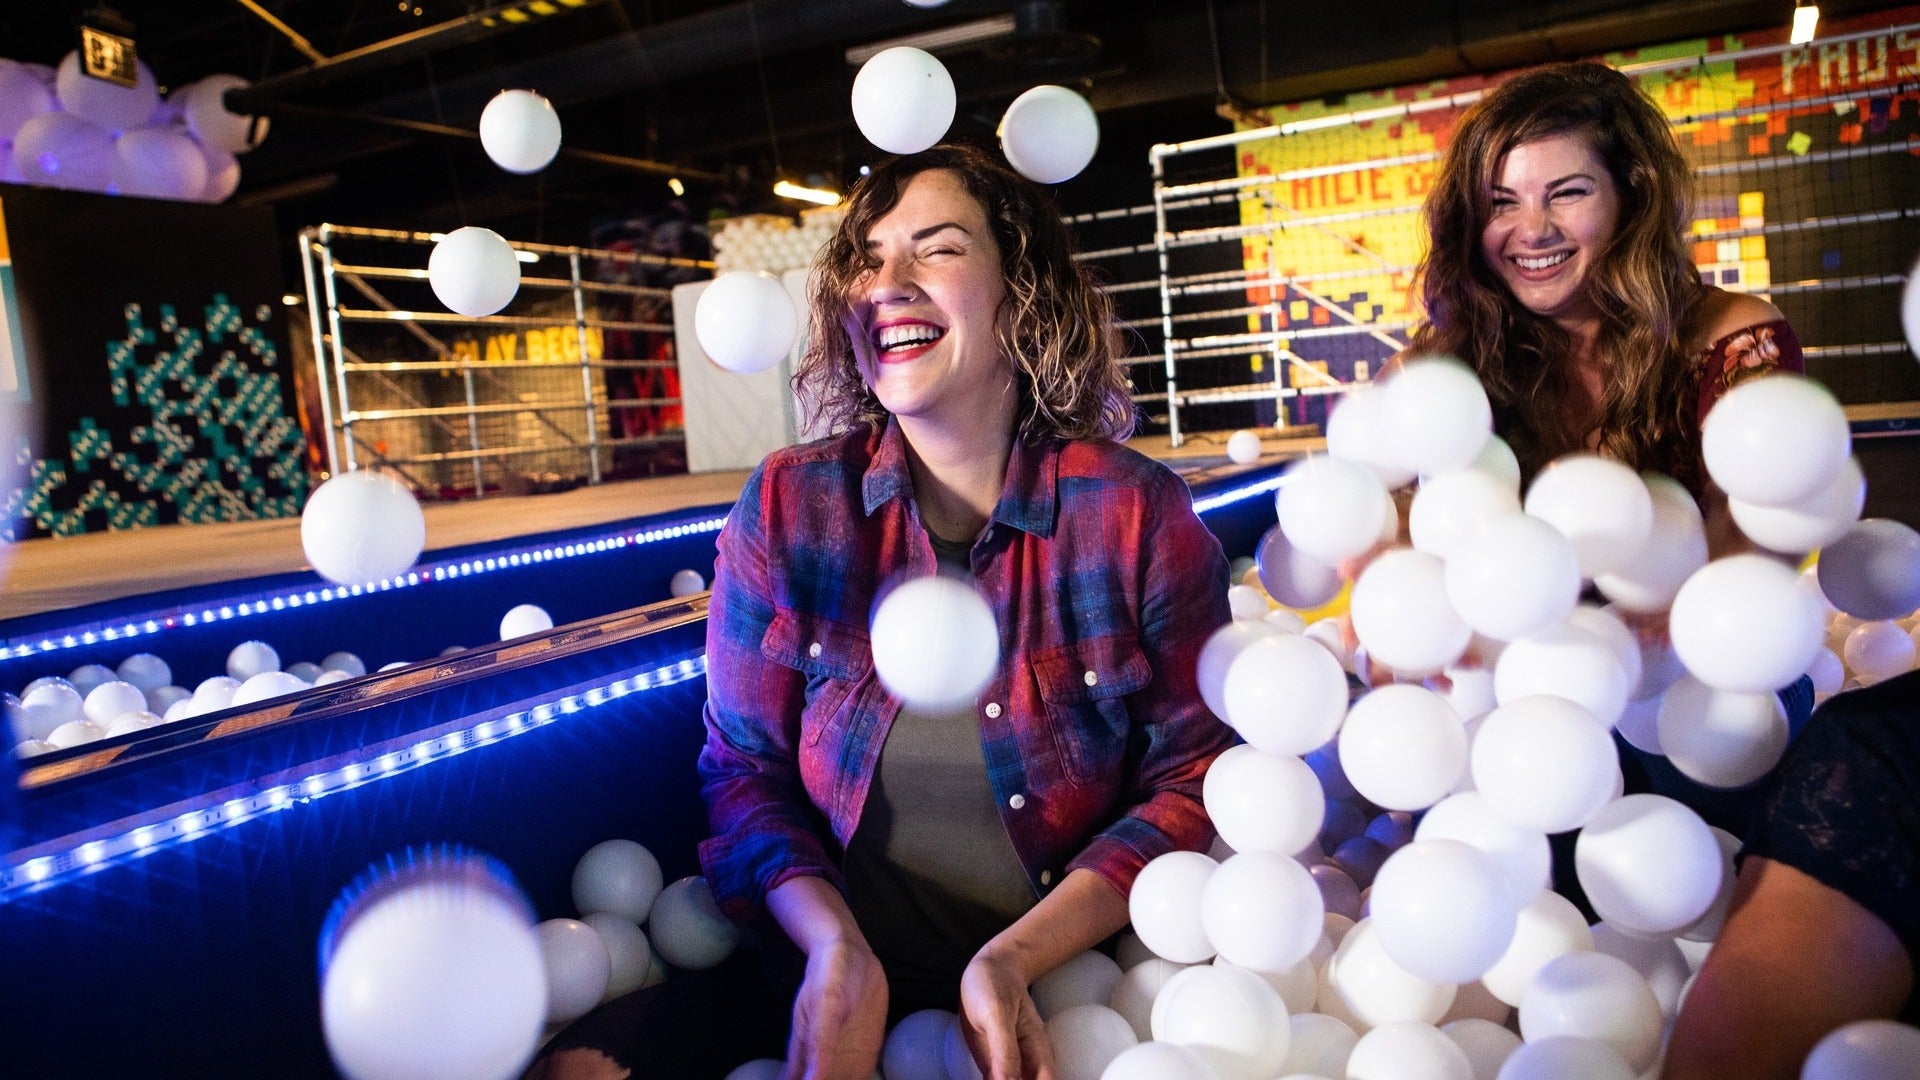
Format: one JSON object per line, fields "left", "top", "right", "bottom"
{"left": 795, "top": 143, "right": 1136, "bottom": 443}
{"left": 1407, "top": 62, "right": 1708, "bottom": 487}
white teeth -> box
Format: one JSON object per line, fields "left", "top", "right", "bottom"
{"left": 877, "top": 324, "right": 943, "bottom": 350}
{"left": 1515, "top": 252, "right": 1571, "bottom": 271}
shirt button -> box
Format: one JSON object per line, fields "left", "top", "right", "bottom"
{"left": 984, "top": 702, "right": 1003, "bottom": 719}
{"left": 1083, "top": 670, "right": 1098, "bottom": 687}
{"left": 1039, "top": 870, "right": 1053, "bottom": 886}
{"left": 808, "top": 642, "right": 822, "bottom": 659}
{"left": 1008, "top": 793, "right": 1026, "bottom": 810}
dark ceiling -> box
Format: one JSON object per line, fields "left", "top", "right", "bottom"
{"left": 2, "top": 0, "right": 1899, "bottom": 244}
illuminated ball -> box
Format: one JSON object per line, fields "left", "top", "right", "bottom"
{"left": 323, "top": 651, "right": 368, "bottom": 677}
{"left": 1368, "top": 840, "right": 1519, "bottom": 985}
{"left": 1129, "top": 850, "right": 1217, "bottom": 964}
{"left": 571, "top": 838, "right": 663, "bottom": 924}
{"left": 101, "top": 711, "right": 158, "bottom": 737}
{"left": 999, "top": 84, "right": 1098, "bottom": 184}
{"left": 1256, "top": 523, "right": 1344, "bottom": 609}
{"left": 0, "top": 60, "right": 57, "bottom": 142}
{"left": 1656, "top": 676, "right": 1789, "bottom": 789}
{"left": 67, "top": 664, "right": 115, "bottom": 695}
{"left": 1479, "top": 890, "right": 1592, "bottom": 1007}
{"left": 1492, "top": 619, "right": 1630, "bottom": 728}
{"left": 1321, "top": 918, "right": 1457, "bottom": 1029}
{"left": 1518, "top": 951, "right": 1661, "bottom": 1073}
{"left": 179, "top": 74, "right": 267, "bottom": 152}
{"left": 1729, "top": 456, "right": 1865, "bottom": 554}
{"left": 536, "top": 918, "right": 610, "bottom": 1024}
{"left": 1444, "top": 513, "right": 1581, "bottom": 642}
{"left": 1702, "top": 373, "right": 1849, "bottom": 506}
{"left": 115, "top": 653, "right": 171, "bottom": 693}
{"left": 868, "top": 575, "right": 998, "bottom": 711}
{"left": 1277, "top": 455, "right": 1389, "bottom": 564}
{"left": 1346, "top": 1021, "right": 1474, "bottom": 1080}
{"left": 850, "top": 47, "right": 954, "bottom": 154}
{"left": 1669, "top": 554, "right": 1825, "bottom": 693}
{"left": 1845, "top": 620, "right": 1916, "bottom": 683}
{"left": 14, "top": 110, "right": 115, "bottom": 191}
{"left": 1522, "top": 455, "right": 1652, "bottom": 578}
{"left": 1492, "top": 1037, "right": 1633, "bottom": 1080}
{"left": 1221, "top": 633, "right": 1349, "bottom": 756}
{"left": 1410, "top": 469, "right": 1520, "bottom": 560}
{"left": 319, "top": 851, "right": 546, "bottom": 1080}
{"left": 1807, "top": 646, "right": 1846, "bottom": 695}
{"left": 1152, "top": 964, "right": 1291, "bottom": 1080}
{"left": 1281, "top": 1012, "right": 1360, "bottom": 1077}
{"left": 197, "top": 142, "right": 241, "bottom": 202}
{"left": 1197, "top": 619, "right": 1277, "bottom": 720}
{"left": 232, "top": 670, "right": 309, "bottom": 707}
{"left": 193, "top": 675, "right": 241, "bottom": 712}
{"left": 1099, "top": 1042, "right": 1214, "bottom": 1080}
{"left": 1328, "top": 383, "right": 1417, "bottom": 489}
{"left": 428, "top": 227, "right": 522, "bottom": 317}
{"left": 301, "top": 470, "right": 428, "bottom": 586}
{"left": 1471, "top": 695, "right": 1617, "bottom": 835}
{"left": 1818, "top": 518, "right": 1920, "bottom": 620}
{"left": 227, "top": 640, "right": 282, "bottom": 680}
{"left": 693, "top": 271, "right": 799, "bottom": 374}
{"left": 1574, "top": 794, "right": 1720, "bottom": 938}
{"left": 46, "top": 719, "right": 105, "bottom": 748}
{"left": 1226, "top": 584, "right": 1268, "bottom": 621}
{"left": 1200, "top": 851, "right": 1326, "bottom": 974}
{"left": 1340, "top": 685, "right": 1468, "bottom": 811}
{"left": 1802, "top": 1019, "right": 1920, "bottom": 1080}
{"left": 942, "top": 1015, "right": 984, "bottom": 1080}
{"left": 1381, "top": 357, "right": 1492, "bottom": 475}
{"left": 1031, "top": 950, "right": 1123, "bottom": 1021}
{"left": 54, "top": 50, "right": 158, "bottom": 133}
{"left": 669, "top": 569, "right": 707, "bottom": 597}
{"left": 111, "top": 125, "right": 208, "bottom": 199}
{"left": 499, "top": 604, "right": 554, "bottom": 640}
{"left": 1203, "top": 744, "right": 1325, "bottom": 856}
{"left": 145, "top": 685, "right": 191, "bottom": 715}
{"left": 1044, "top": 1004, "right": 1136, "bottom": 1080}
{"left": 881, "top": 1008, "right": 952, "bottom": 1080}
{"left": 1350, "top": 549, "right": 1472, "bottom": 677}
{"left": 83, "top": 681, "right": 147, "bottom": 725}
{"left": 647, "top": 876, "right": 739, "bottom": 971}
{"left": 479, "top": 90, "right": 562, "bottom": 174}
{"left": 580, "top": 912, "right": 652, "bottom": 1000}
{"left": 1593, "top": 473, "right": 1708, "bottom": 614}
{"left": 1225, "top": 429, "right": 1261, "bottom": 465}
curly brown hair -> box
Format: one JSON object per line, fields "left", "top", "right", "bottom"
{"left": 1407, "top": 62, "right": 1709, "bottom": 488}
{"left": 795, "top": 144, "right": 1136, "bottom": 442}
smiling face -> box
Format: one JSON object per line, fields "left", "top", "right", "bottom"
{"left": 1478, "top": 131, "right": 1622, "bottom": 332}
{"left": 843, "top": 169, "right": 1012, "bottom": 433}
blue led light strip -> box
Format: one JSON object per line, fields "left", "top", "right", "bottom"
{"left": 0, "top": 653, "right": 709, "bottom": 903}
{"left": 0, "top": 515, "right": 730, "bottom": 662}
{"left": 1192, "top": 473, "right": 1287, "bottom": 515}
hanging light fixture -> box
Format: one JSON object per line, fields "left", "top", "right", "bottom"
{"left": 1791, "top": 0, "right": 1819, "bottom": 44}
{"left": 774, "top": 180, "right": 841, "bottom": 206}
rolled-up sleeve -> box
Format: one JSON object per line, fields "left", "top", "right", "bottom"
{"left": 696, "top": 466, "right": 844, "bottom": 924}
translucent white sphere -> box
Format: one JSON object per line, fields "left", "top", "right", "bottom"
{"left": 1442, "top": 1017, "right": 1521, "bottom": 1080}
{"left": 14, "top": 110, "right": 116, "bottom": 190}
{"left": 479, "top": 90, "right": 562, "bottom": 174}
{"left": 1656, "top": 676, "right": 1789, "bottom": 789}
{"left": 302, "top": 470, "right": 428, "bottom": 586}
{"left": 1108, "top": 957, "right": 1185, "bottom": 1040}
{"left": 1807, "top": 645, "right": 1847, "bottom": 695}
{"left": 869, "top": 575, "right": 998, "bottom": 711}
{"left": 694, "top": 271, "right": 799, "bottom": 374}
{"left": 46, "top": 719, "right": 105, "bottom": 748}
{"left": 1032, "top": 951, "right": 1124, "bottom": 1021}
{"left": 83, "top": 681, "right": 148, "bottom": 726}
{"left": 1411, "top": 469, "right": 1520, "bottom": 560}
{"left": 1472, "top": 695, "right": 1617, "bottom": 834}
{"left": 1414, "top": 792, "right": 1550, "bottom": 909}
{"left": 879, "top": 1008, "right": 952, "bottom": 1080}
{"left": 1701, "top": 373, "right": 1850, "bottom": 506}
{"left": 999, "top": 84, "right": 1099, "bottom": 184}
{"left": 111, "top": 125, "right": 208, "bottom": 199}
{"left": 1277, "top": 455, "right": 1390, "bottom": 564}
{"left": 1280, "top": 1012, "right": 1359, "bottom": 1077}
{"left": 850, "top": 46, "right": 955, "bottom": 154}
{"left": 1098, "top": 1042, "right": 1214, "bottom": 1080}
{"left": 1129, "top": 850, "right": 1217, "bottom": 964}
{"left": 1312, "top": 863, "right": 1364, "bottom": 922}
{"left": 669, "top": 568, "right": 707, "bottom": 597}
{"left": 1728, "top": 455, "right": 1865, "bottom": 554}
{"left": 228, "top": 640, "right": 282, "bottom": 680}
{"left": 0, "top": 60, "right": 57, "bottom": 142}
{"left": 1518, "top": 951, "right": 1661, "bottom": 1072}
{"left": 193, "top": 675, "right": 242, "bottom": 711}
{"left": 648, "top": 876, "right": 739, "bottom": 970}
{"left": 1346, "top": 1021, "right": 1474, "bottom": 1080}
{"left": 1320, "top": 918, "right": 1457, "bottom": 1030}
{"left": 536, "top": 918, "right": 610, "bottom": 1024}
{"left": 1381, "top": 357, "right": 1492, "bottom": 475}
{"left": 1221, "top": 633, "right": 1349, "bottom": 756}
{"left": 1492, "top": 1036, "right": 1633, "bottom": 1080}
{"left": 1818, "top": 518, "right": 1920, "bottom": 620}
{"left": 146, "top": 685, "right": 191, "bottom": 715}
{"left": 571, "top": 839, "right": 663, "bottom": 924}
{"left": 579, "top": 912, "right": 652, "bottom": 1000}
{"left": 1200, "top": 851, "right": 1326, "bottom": 973}
{"left": 1197, "top": 619, "right": 1278, "bottom": 720}
{"left": 1369, "top": 839, "right": 1519, "bottom": 985}
{"left": 320, "top": 855, "right": 547, "bottom": 1080}
{"left": 1844, "top": 620, "right": 1916, "bottom": 683}
{"left": 55, "top": 50, "right": 158, "bottom": 133}
{"left": 116, "top": 653, "right": 171, "bottom": 693}
{"left": 429, "top": 227, "right": 521, "bottom": 317}
{"left": 1802, "top": 1018, "right": 1920, "bottom": 1080}
{"left": 1350, "top": 549, "right": 1472, "bottom": 677}
{"left": 1227, "top": 584, "right": 1269, "bottom": 621}
{"left": 1479, "top": 889, "right": 1593, "bottom": 1007}
{"left": 1151, "top": 964, "right": 1291, "bottom": 1080}
{"left": 1669, "top": 554, "right": 1825, "bottom": 693}
{"left": 1573, "top": 794, "right": 1720, "bottom": 938}
{"left": 1256, "top": 524, "right": 1344, "bottom": 609}
{"left": 232, "top": 670, "right": 308, "bottom": 707}
{"left": 1588, "top": 922, "right": 1690, "bottom": 1018}
{"left": 1339, "top": 685, "right": 1468, "bottom": 811}
{"left": 1225, "top": 429, "right": 1261, "bottom": 465}
{"left": 1044, "top": 1004, "right": 1136, "bottom": 1080}
{"left": 1204, "top": 744, "right": 1325, "bottom": 855}
{"left": 197, "top": 142, "right": 241, "bottom": 202}
{"left": 179, "top": 74, "right": 267, "bottom": 153}
{"left": 323, "top": 651, "right": 368, "bottom": 677}
{"left": 500, "top": 603, "right": 554, "bottom": 640}
{"left": 1444, "top": 513, "right": 1581, "bottom": 641}
{"left": 724, "top": 1060, "right": 781, "bottom": 1080}
{"left": 1592, "top": 473, "right": 1708, "bottom": 614}
{"left": 1522, "top": 455, "right": 1652, "bottom": 578}
{"left": 1492, "top": 619, "right": 1629, "bottom": 728}
{"left": 1328, "top": 384, "right": 1418, "bottom": 489}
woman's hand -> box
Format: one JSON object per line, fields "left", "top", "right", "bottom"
{"left": 782, "top": 936, "right": 889, "bottom": 1080}
{"left": 958, "top": 947, "right": 1056, "bottom": 1080}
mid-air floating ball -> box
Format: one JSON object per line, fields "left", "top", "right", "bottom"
{"left": 571, "top": 838, "right": 663, "bottom": 924}
{"left": 319, "top": 849, "right": 547, "bottom": 1080}
{"left": 1345, "top": 1021, "right": 1475, "bottom": 1080}
{"left": 1322, "top": 918, "right": 1458, "bottom": 1029}
{"left": 581, "top": 913, "right": 654, "bottom": 1001}
{"left": 1669, "top": 554, "right": 1825, "bottom": 693}
{"left": 55, "top": 50, "right": 158, "bottom": 133}
{"left": 1225, "top": 429, "right": 1261, "bottom": 465}
{"left": 1470, "top": 695, "right": 1618, "bottom": 834}
{"left": 1328, "top": 384, "right": 1418, "bottom": 488}
{"left": 1350, "top": 548, "right": 1472, "bottom": 677}
{"left": 536, "top": 918, "right": 610, "bottom": 1024}
{"left": 1410, "top": 468, "right": 1520, "bottom": 560}
{"left": 668, "top": 568, "right": 706, "bottom": 597}
{"left": 1517, "top": 951, "right": 1663, "bottom": 1073}
{"left": 1255, "top": 523, "right": 1343, "bottom": 609}
{"left": 500, "top": 604, "right": 554, "bottom": 640}
{"left": 850, "top": 46, "right": 955, "bottom": 154}
{"left": 1204, "top": 744, "right": 1325, "bottom": 857}
{"left": 1701, "top": 373, "right": 1850, "bottom": 506}
{"left": 1656, "top": 676, "right": 1789, "bottom": 789}
{"left": 1381, "top": 357, "right": 1492, "bottom": 476}
{"left": 1339, "top": 684, "right": 1469, "bottom": 812}
{"left": 1522, "top": 455, "right": 1652, "bottom": 578}
{"left": 1151, "top": 964, "right": 1291, "bottom": 1080}
{"left": 648, "top": 876, "right": 739, "bottom": 970}
{"left": 301, "top": 470, "right": 428, "bottom": 586}
{"left": 1197, "top": 619, "right": 1275, "bottom": 720}
{"left": 1128, "top": 850, "right": 1217, "bottom": 964}
{"left": 693, "top": 271, "right": 800, "bottom": 374}
{"left": 1573, "top": 794, "right": 1721, "bottom": 938}
{"left": 1200, "top": 851, "right": 1325, "bottom": 974}
{"left": 1479, "top": 890, "right": 1592, "bottom": 1007}
{"left": 1220, "top": 632, "right": 1348, "bottom": 756}
{"left": 1844, "top": 620, "right": 1916, "bottom": 684}
{"left": 1368, "top": 839, "right": 1519, "bottom": 986}
{"left": 1277, "top": 454, "right": 1389, "bottom": 564}
{"left": 429, "top": 227, "right": 522, "bottom": 317}
{"left": 179, "top": 74, "right": 268, "bottom": 153}
{"left": 1817, "top": 518, "right": 1920, "bottom": 620}
{"left": 479, "top": 90, "right": 562, "bottom": 174}
{"left": 1727, "top": 455, "right": 1864, "bottom": 554}
{"left": 1493, "top": 619, "right": 1631, "bottom": 728}
{"left": 1444, "top": 512, "right": 1581, "bottom": 641}
{"left": 869, "top": 575, "right": 998, "bottom": 711}
{"left": 999, "top": 84, "right": 1099, "bottom": 184}
{"left": 1415, "top": 792, "right": 1551, "bottom": 911}
{"left": 1592, "top": 473, "right": 1707, "bottom": 613}
{"left": 1802, "top": 1019, "right": 1920, "bottom": 1080}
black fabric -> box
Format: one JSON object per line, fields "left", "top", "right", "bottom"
{"left": 1742, "top": 671, "right": 1920, "bottom": 1022}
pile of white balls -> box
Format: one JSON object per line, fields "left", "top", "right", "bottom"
{"left": 713, "top": 211, "right": 845, "bottom": 276}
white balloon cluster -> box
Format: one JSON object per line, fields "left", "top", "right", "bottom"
{"left": 1, "top": 54, "right": 262, "bottom": 202}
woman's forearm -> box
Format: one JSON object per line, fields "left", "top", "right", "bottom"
{"left": 978, "top": 868, "right": 1131, "bottom": 984}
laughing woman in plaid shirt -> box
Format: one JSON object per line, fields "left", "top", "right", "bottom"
{"left": 695, "top": 144, "right": 1233, "bottom": 1080}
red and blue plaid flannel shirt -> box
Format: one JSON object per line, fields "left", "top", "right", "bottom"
{"left": 697, "top": 418, "right": 1233, "bottom": 924}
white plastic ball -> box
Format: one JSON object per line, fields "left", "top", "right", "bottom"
{"left": 232, "top": 670, "right": 309, "bottom": 707}
{"left": 1588, "top": 923, "right": 1690, "bottom": 1019}
{"left": 1493, "top": 619, "right": 1630, "bottom": 728}
{"left": 1656, "top": 676, "right": 1789, "bottom": 789}
{"left": 850, "top": 47, "right": 955, "bottom": 154}
{"left": 1108, "top": 957, "right": 1185, "bottom": 1040}
{"left": 1152, "top": 964, "right": 1291, "bottom": 1080}
{"left": 301, "top": 470, "right": 428, "bottom": 586}
{"left": 0, "top": 60, "right": 57, "bottom": 142}
{"left": 579, "top": 912, "right": 653, "bottom": 1000}
{"left": 1031, "top": 951, "right": 1124, "bottom": 1021}
{"left": 1478, "top": 889, "right": 1593, "bottom": 1007}
{"left": 694, "top": 271, "right": 799, "bottom": 374}
{"left": 1444, "top": 513, "right": 1581, "bottom": 641}
{"left": 227, "top": 640, "right": 282, "bottom": 680}
{"left": 14, "top": 110, "right": 115, "bottom": 190}
{"left": 1807, "top": 646, "right": 1846, "bottom": 695}
{"left": 197, "top": 142, "right": 241, "bottom": 202}
{"left": 1592, "top": 473, "right": 1709, "bottom": 613}
{"left": 65, "top": 664, "right": 115, "bottom": 696}
{"left": 1844, "top": 620, "right": 1916, "bottom": 683}
{"left": 1200, "top": 851, "right": 1326, "bottom": 973}
{"left": 1442, "top": 1018, "right": 1521, "bottom": 1080}
{"left": 1728, "top": 455, "right": 1865, "bottom": 554}
{"left": 179, "top": 74, "right": 267, "bottom": 152}
{"left": 1573, "top": 794, "right": 1720, "bottom": 938}
{"left": 1328, "top": 383, "right": 1419, "bottom": 489}
{"left": 428, "top": 227, "right": 522, "bottom": 317}
{"left": 881, "top": 1008, "right": 952, "bottom": 1080}
{"left": 1320, "top": 918, "right": 1457, "bottom": 1030}
{"left": 1197, "top": 619, "right": 1278, "bottom": 721}
{"left": 500, "top": 604, "right": 554, "bottom": 640}
{"left": 1517, "top": 951, "right": 1661, "bottom": 1072}
{"left": 1000, "top": 83, "right": 1099, "bottom": 184}
{"left": 46, "top": 719, "right": 105, "bottom": 748}
{"left": 1471, "top": 695, "right": 1617, "bottom": 835}
{"left": 1226, "top": 584, "right": 1268, "bottom": 621}
{"left": 1339, "top": 685, "right": 1468, "bottom": 812}
{"left": 1224, "top": 429, "right": 1262, "bottom": 466}
{"left": 869, "top": 576, "right": 998, "bottom": 711}
{"left": 116, "top": 653, "right": 171, "bottom": 693}
{"left": 55, "top": 51, "right": 158, "bottom": 133}
{"left": 1203, "top": 744, "right": 1325, "bottom": 856}
{"left": 193, "top": 675, "right": 241, "bottom": 710}
{"left": 1411, "top": 469, "right": 1521, "bottom": 560}
{"left": 1381, "top": 357, "right": 1492, "bottom": 475}
{"left": 1492, "top": 1037, "right": 1633, "bottom": 1080}
{"left": 1280, "top": 1012, "right": 1359, "bottom": 1077}
{"left": 83, "top": 681, "right": 148, "bottom": 725}
{"left": 1818, "top": 518, "right": 1920, "bottom": 620}
{"left": 536, "top": 918, "right": 611, "bottom": 1024}
{"left": 669, "top": 568, "right": 707, "bottom": 597}
{"left": 1368, "top": 839, "right": 1519, "bottom": 985}
{"left": 1277, "top": 455, "right": 1390, "bottom": 564}
{"left": 1350, "top": 549, "right": 1472, "bottom": 677}
{"left": 1801, "top": 1018, "right": 1920, "bottom": 1080}
{"left": 1098, "top": 1042, "right": 1214, "bottom": 1080}
{"left": 1415, "top": 792, "right": 1550, "bottom": 909}
{"left": 145, "top": 685, "right": 191, "bottom": 715}
{"left": 724, "top": 1060, "right": 781, "bottom": 1080}
{"left": 323, "top": 651, "right": 368, "bottom": 677}
{"left": 286, "top": 662, "right": 324, "bottom": 684}
{"left": 1044, "top": 1004, "right": 1136, "bottom": 1080}
{"left": 571, "top": 838, "right": 663, "bottom": 924}
{"left": 479, "top": 90, "right": 562, "bottom": 174}
{"left": 1669, "top": 554, "right": 1825, "bottom": 693}
{"left": 647, "top": 876, "right": 739, "bottom": 971}
{"left": 1701, "top": 373, "right": 1850, "bottom": 506}
{"left": 111, "top": 125, "right": 208, "bottom": 199}
{"left": 1129, "top": 850, "right": 1217, "bottom": 964}
{"left": 1346, "top": 1021, "right": 1474, "bottom": 1080}
{"left": 1220, "top": 632, "right": 1348, "bottom": 756}
{"left": 942, "top": 1014, "right": 984, "bottom": 1080}
{"left": 1256, "top": 524, "right": 1344, "bottom": 609}
{"left": 1522, "top": 455, "right": 1652, "bottom": 578}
